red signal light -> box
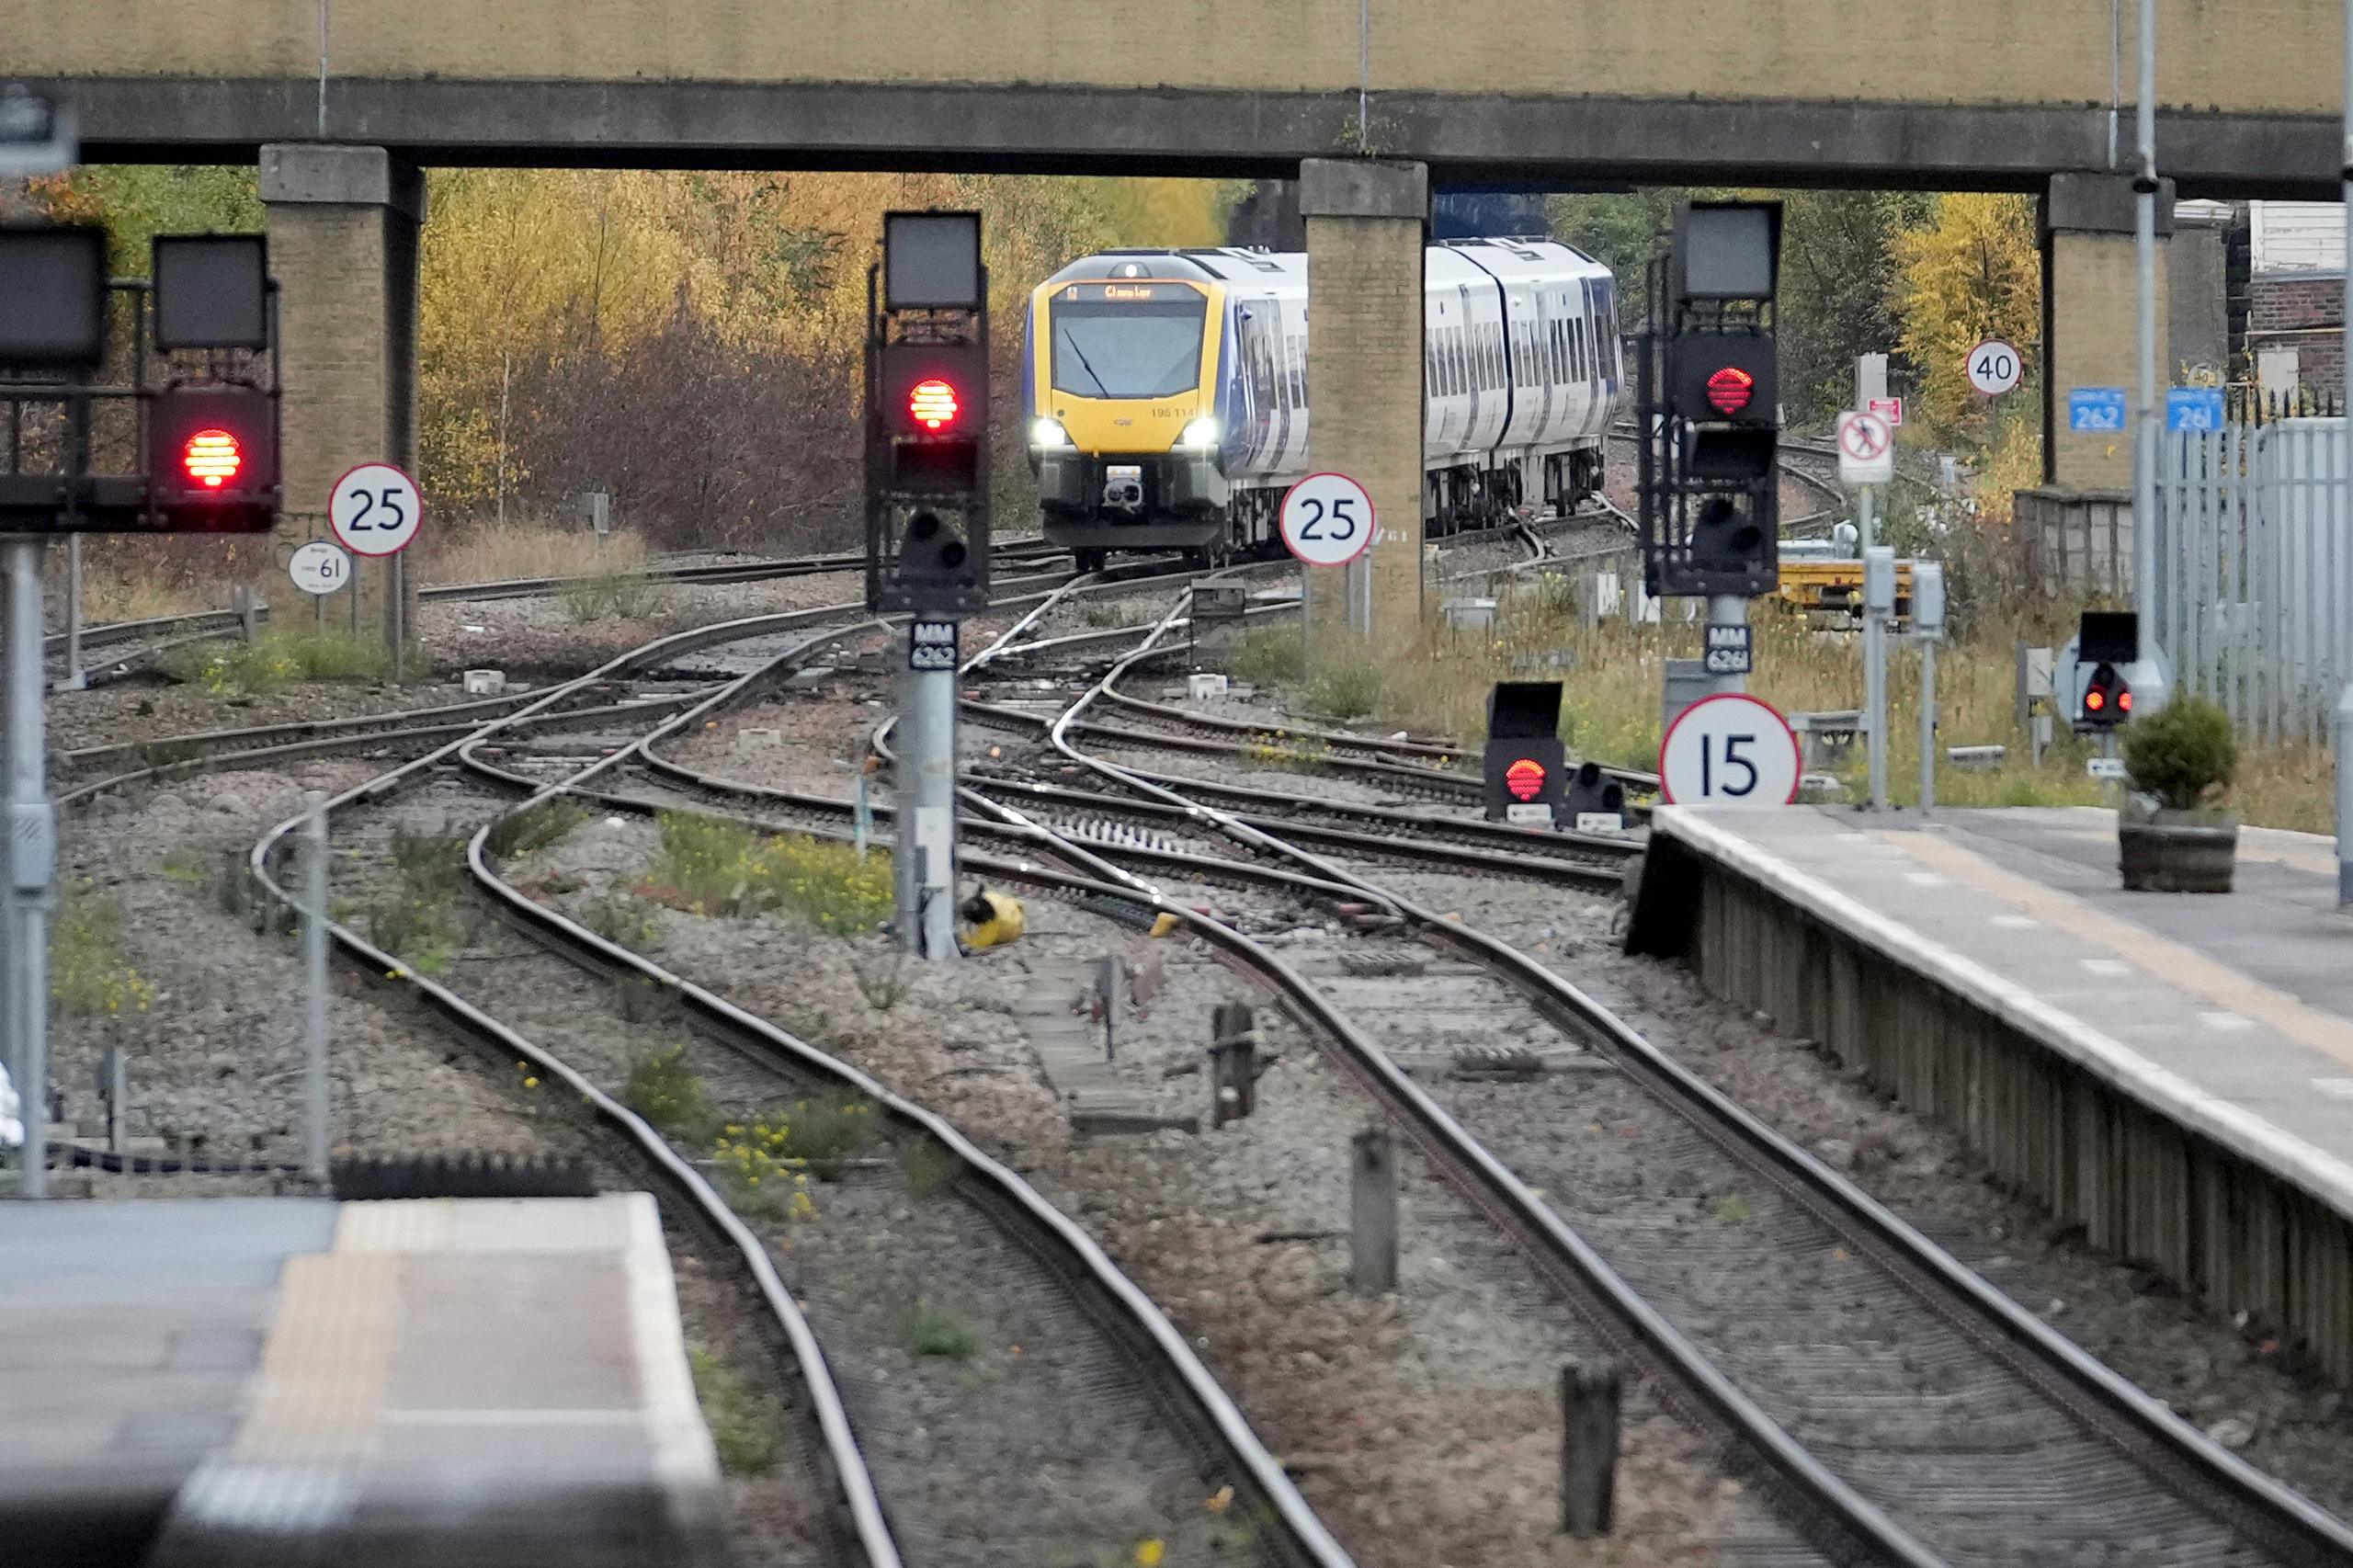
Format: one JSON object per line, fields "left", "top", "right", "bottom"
{"left": 908, "top": 378, "right": 960, "bottom": 431}
{"left": 1705, "top": 367, "right": 1756, "bottom": 417}
{"left": 2118, "top": 687, "right": 2132, "bottom": 714}
{"left": 1505, "top": 756, "right": 1547, "bottom": 802}
{"left": 183, "top": 428, "right": 243, "bottom": 489}
{"left": 2085, "top": 687, "right": 2105, "bottom": 712}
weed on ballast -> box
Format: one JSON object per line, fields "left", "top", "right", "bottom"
{"left": 849, "top": 948, "right": 910, "bottom": 1010}
{"left": 781, "top": 1093, "right": 876, "bottom": 1180}
{"left": 159, "top": 847, "right": 206, "bottom": 884}
{"left": 621, "top": 1042, "right": 721, "bottom": 1146}
{"left": 1304, "top": 659, "right": 1383, "bottom": 720}
{"left": 1229, "top": 626, "right": 1303, "bottom": 687}
{"left": 897, "top": 1134, "right": 965, "bottom": 1199}
{"left": 1711, "top": 1194, "right": 1753, "bottom": 1225}
{"left": 159, "top": 625, "right": 392, "bottom": 698}
{"left": 687, "top": 1347, "right": 782, "bottom": 1475}
{"left": 51, "top": 882, "right": 157, "bottom": 1017}
{"left": 900, "top": 1297, "right": 983, "bottom": 1361}
{"left": 575, "top": 889, "right": 663, "bottom": 951}
{"left": 710, "top": 1113, "right": 819, "bottom": 1221}
{"left": 1241, "top": 733, "right": 1330, "bottom": 773}
{"left": 212, "top": 848, "right": 293, "bottom": 936}
{"left": 367, "top": 825, "right": 476, "bottom": 974}
{"left": 558, "top": 562, "right": 659, "bottom": 622}
{"left": 611, "top": 972, "right": 685, "bottom": 1028}
{"left": 484, "top": 795, "right": 589, "bottom": 860}
{"left": 648, "top": 811, "right": 892, "bottom": 934}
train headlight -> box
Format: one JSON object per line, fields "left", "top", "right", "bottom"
{"left": 1177, "top": 416, "right": 1220, "bottom": 453}
{"left": 1029, "top": 417, "right": 1071, "bottom": 450}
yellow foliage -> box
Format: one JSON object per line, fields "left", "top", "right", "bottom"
{"left": 416, "top": 171, "right": 1242, "bottom": 517}
{"left": 1889, "top": 194, "right": 2040, "bottom": 439}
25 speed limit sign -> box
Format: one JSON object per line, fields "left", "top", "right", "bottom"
{"left": 1966, "top": 339, "right": 2023, "bottom": 397}
{"left": 329, "top": 461, "right": 423, "bottom": 557}
{"left": 1279, "top": 472, "right": 1374, "bottom": 568}
{"left": 1658, "top": 693, "right": 1802, "bottom": 806}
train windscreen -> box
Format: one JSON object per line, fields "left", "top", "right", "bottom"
{"left": 1049, "top": 286, "right": 1207, "bottom": 400}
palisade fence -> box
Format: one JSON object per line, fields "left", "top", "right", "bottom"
{"left": 2153, "top": 415, "right": 2353, "bottom": 746}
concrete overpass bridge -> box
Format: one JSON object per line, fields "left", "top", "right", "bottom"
{"left": 13, "top": 0, "right": 2347, "bottom": 625}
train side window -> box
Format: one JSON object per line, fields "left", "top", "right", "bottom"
{"left": 1571, "top": 319, "right": 1586, "bottom": 382}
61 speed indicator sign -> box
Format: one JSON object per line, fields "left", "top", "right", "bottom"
{"left": 1659, "top": 693, "right": 1802, "bottom": 806}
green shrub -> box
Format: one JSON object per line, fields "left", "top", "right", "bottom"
{"left": 782, "top": 1093, "right": 876, "bottom": 1179}
{"left": 650, "top": 812, "right": 892, "bottom": 934}
{"left": 622, "top": 1043, "right": 722, "bottom": 1146}
{"left": 2122, "top": 694, "right": 2239, "bottom": 811}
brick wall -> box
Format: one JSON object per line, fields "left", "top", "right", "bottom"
{"left": 2249, "top": 272, "right": 2346, "bottom": 390}
{"left": 2048, "top": 230, "right": 2165, "bottom": 489}
{"left": 1305, "top": 211, "right": 1426, "bottom": 631}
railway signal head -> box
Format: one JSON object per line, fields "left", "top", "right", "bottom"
{"left": 2081, "top": 662, "right": 2131, "bottom": 728}
{"left": 1685, "top": 494, "right": 1772, "bottom": 583}
{"left": 147, "top": 385, "right": 278, "bottom": 530}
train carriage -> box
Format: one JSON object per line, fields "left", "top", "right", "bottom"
{"left": 1024, "top": 240, "right": 1621, "bottom": 569}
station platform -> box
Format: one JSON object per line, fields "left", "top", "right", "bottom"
{"left": 1629, "top": 804, "right": 2353, "bottom": 1386}
{"left": 0, "top": 1193, "right": 726, "bottom": 1568}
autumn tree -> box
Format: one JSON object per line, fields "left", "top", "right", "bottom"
{"left": 1888, "top": 193, "right": 2041, "bottom": 439}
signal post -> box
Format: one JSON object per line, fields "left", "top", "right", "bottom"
{"left": 867, "top": 213, "right": 990, "bottom": 961}
{"left": 0, "top": 215, "right": 286, "bottom": 1194}
{"left": 1638, "top": 201, "right": 1783, "bottom": 715}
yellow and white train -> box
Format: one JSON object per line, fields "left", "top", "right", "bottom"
{"left": 1024, "top": 240, "right": 1623, "bottom": 569}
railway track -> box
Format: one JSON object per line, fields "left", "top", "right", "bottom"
{"left": 42, "top": 540, "right": 1071, "bottom": 690}
{"left": 80, "top": 571, "right": 1344, "bottom": 1567}
{"left": 924, "top": 590, "right": 2353, "bottom": 1568}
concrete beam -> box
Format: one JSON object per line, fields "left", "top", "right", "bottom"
{"left": 2045, "top": 171, "right": 2175, "bottom": 238}
{"left": 30, "top": 78, "right": 2350, "bottom": 199}
{"left": 259, "top": 144, "right": 427, "bottom": 224}
{"left": 1299, "top": 160, "right": 1428, "bottom": 223}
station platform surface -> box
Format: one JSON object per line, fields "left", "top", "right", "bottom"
{"left": 0, "top": 1193, "right": 724, "bottom": 1568}
{"left": 1649, "top": 804, "right": 2353, "bottom": 1224}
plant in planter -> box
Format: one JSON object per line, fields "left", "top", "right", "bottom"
{"left": 2117, "top": 694, "right": 2240, "bottom": 892}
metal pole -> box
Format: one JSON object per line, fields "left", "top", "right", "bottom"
{"left": 1705, "top": 592, "right": 1747, "bottom": 694}
{"left": 301, "top": 790, "right": 331, "bottom": 1183}
{"left": 391, "top": 551, "right": 406, "bottom": 682}
{"left": 2337, "top": 683, "right": 2353, "bottom": 908}
{"left": 1918, "top": 638, "right": 1937, "bottom": 812}
{"left": 1860, "top": 493, "right": 1889, "bottom": 812}
{"left": 2342, "top": 0, "right": 2352, "bottom": 749}
{"left": 62, "top": 534, "right": 84, "bottom": 691}
{"left": 3, "top": 537, "right": 54, "bottom": 1197}
{"left": 898, "top": 625, "right": 959, "bottom": 961}
{"left": 2132, "top": 0, "right": 2166, "bottom": 702}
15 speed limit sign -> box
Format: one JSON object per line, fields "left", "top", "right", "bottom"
{"left": 1279, "top": 472, "right": 1374, "bottom": 567}
{"left": 1966, "top": 340, "right": 2023, "bottom": 397}
{"left": 1658, "top": 693, "right": 1802, "bottom": 806}
{"left": 329, "top": 461, "right": 423, "bottom": 557}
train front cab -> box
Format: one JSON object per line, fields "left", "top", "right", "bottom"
{"left": 1027, "top": 275, "right": 1230, "bottom": 563}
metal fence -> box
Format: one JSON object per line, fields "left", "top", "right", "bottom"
{"left": 2153, "top": 416, "right": 2353, "bottom": 745}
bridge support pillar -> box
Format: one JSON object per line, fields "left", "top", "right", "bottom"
{"left": 1301, "top": 159, "right": 1427, "bottom": 643}
{"left": 2020, "top": 174, "right": 2172, "bottom": 597}
{"left": 261, "top": 145, "right": 425, "bottom": 659}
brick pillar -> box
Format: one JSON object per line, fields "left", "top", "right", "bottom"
{"left": 2041, "top": 172, "right": 2171, "bottom": 492}
{"left": 261, "top": 144, "right": 424, "bottom": 655}
{"left": 1301, "top": 159, "right": 1427, "bottom": 641}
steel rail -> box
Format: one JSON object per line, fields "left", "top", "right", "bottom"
{"left": 1031, "top": 599, "right": 2353, "bottom": 1568}
{"left": 449, "top": 642, "right": 1359, "bottom": 1568}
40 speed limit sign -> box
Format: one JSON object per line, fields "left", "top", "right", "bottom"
{"left": 1658, "top": 693, "right": 1802, "bottom": 806}
{"left": 1966, "top": 339, "right": 2023, "bottom": 398}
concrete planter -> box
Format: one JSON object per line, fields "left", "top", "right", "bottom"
{"left": 2118, "top": 807, "right": 2238, "bottom": 893}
